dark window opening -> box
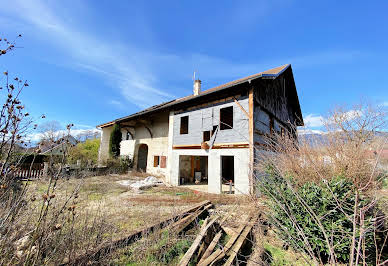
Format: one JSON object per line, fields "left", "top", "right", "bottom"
{"left": 203, "top": 131, "right": 210, "bottom": 142}
{"left": 126, "top": 131, "right": 131, "bottom": 140}
{"left": 180, "top": 116, "right": 189, "bottom": 134}
{"left": 220, "top": 106, "right": 233, "bottom": 130}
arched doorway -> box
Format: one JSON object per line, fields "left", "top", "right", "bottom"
{"left": 137, "top": 144, "right": 148, "bottom": 172}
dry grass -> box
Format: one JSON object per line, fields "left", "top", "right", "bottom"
{"left": 24, "top": 173, "right": 254, "bottom": 246}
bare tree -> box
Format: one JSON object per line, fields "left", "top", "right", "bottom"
{"left": 0, "top": 36, "right": 114, "bottom": 265}
{"left": 38, "top": 120, "right": 63, "bottom": 143}
{"left": 255, "top": 102, "right": 387, "bottom": 265}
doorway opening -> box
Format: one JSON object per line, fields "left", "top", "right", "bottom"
{"left": 178, "top": 155, "right": 208, "bottom": 191}
{"left": 221, "top": 155, "right": 234, "bottom": 194}
{"left": 137, "top": 144, "right": 148, "bottom": 172}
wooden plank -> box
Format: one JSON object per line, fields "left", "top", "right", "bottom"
{"left": 173, "top": 204, "right": 212, "bottom": 233}
{"left": 173, "top": 143, "right": 249, "bottom": 150}
{"left": 179, "top": 217, "right": 219, "bottom": 266}
{"left": 64, "top": 200, "right": 211, "bottom": 265}
{"left": 248, "top": 88, "right": 254, "bottom": 195}
{"left": 197, "top": 217, "right": 210, "bottom": 259}
{"left": 191, "top": 156, "right": 195, "bottom": 178}
{"left": 198, "top": 215, "right": 250, "bottom": 266}
{"left": 198, "top": 230, "right": 223, "bottom": 264}
{"left": 224, "top": 218, "right": 256, "bottom": 266}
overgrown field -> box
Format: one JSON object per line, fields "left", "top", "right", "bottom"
{"left": 20, "top": 173, "right": 259, "bottom": 264}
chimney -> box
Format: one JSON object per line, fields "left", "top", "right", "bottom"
{"left": 193, "top": 79, "right": 201, "bottom": 96}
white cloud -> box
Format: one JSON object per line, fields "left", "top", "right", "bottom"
{"left": 304, "top": 114, "right": 325, "bottom": 128}
{"left": 1, "top": 0, "right": 175, "bottom": 108}
{"left": 1, "top": 1, "right": 364, "bottom": 111}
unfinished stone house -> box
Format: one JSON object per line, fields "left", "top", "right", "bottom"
{"left": 97, "top": 64, "right": 303, "bottom": 194}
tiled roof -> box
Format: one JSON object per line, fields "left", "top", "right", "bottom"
{"left": 97, "top": 64, "right": 291, "bottom": 128}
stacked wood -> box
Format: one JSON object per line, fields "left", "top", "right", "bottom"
{"left": 64, "top": 200, "right": 212, "bottom": 265}
{"left": 181, "top": 213, "right": 258, "bottom": 266}
{"left": 178, "top": 217, "right": 220, "bottom": 266}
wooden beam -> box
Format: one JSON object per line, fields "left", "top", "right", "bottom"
{"left": 173, "top": 143, "right": 249, "bottom": 150}
{"left": 173, "top": 203, "right": 212, "bottom": 233}
{"left": 198, "top": 230, "right": 223, "bottom": 264}
{"left": 248, "top": 88, "right": 254, "bottom": 195}
{"left": 224, "top": 218, "right": 256, "bottom": 266}
{"left": 233, "top": 97, "right": 249, "bottom": 118}
{"left": 65, "top": 200, "right": 211, "bottom": 265}
{"left": 191, "top": 156, "right": 195, "bottom": 178}
{"left": 179, "top": 217, "right": 219, "bottom": 266}
{"left": 197, "top": 215, "right": 250, "bottom": 266}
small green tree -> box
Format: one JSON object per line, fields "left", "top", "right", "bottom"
{"left": 109, "top": 124, "right": 121, "bottom": 157}
{"left": 68, "top": 138, "right": 100, "bottom": 165}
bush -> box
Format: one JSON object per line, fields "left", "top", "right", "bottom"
{"left": 67, "top": 138, "right": 100, "bottom": 166}
{"left": 260, "top": 169, "right": 380, "bottom": 264}
{"left": 106, "top": 156, "right": 133, "bottom": 174}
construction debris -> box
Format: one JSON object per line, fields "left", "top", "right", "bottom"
{"left": 117, "top": 176, "right": 164, "bottom": 190}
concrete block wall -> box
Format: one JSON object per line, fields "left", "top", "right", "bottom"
{"left": 173, "top": 96, "right": 249, "bottom": 145}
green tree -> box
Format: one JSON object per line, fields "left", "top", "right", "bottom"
{"left": 109, "top": 123, "right": 121, "bottom": 157}
{"left": 68, "top": 138, "right": 100, "bottom": 165}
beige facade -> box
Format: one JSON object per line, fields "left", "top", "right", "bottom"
{"left": 98, "top": 112, "right": 170, "bottom": 177}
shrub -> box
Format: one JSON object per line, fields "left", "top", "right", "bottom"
{"left": 109, "top": 124, "right": 121, "bottom": 158}
{"left": 260, "top": 168, "right": 381, "bottom": 264}
{"left": 68, "top": 138, "right": 100, "bottom": 165}
{"left": 106, "top": 156, "right": 133, "bottom": 174}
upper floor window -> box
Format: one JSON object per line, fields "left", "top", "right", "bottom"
{"left": 203, "top": 131, "right": 210, "bottom": 142}
{"left": 180, "top": 116, "right": 189, "bottom": 134}
{"left": 220, "top": 106, "right": 233, "bottom": 130}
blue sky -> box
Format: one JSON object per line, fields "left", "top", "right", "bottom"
{"left": 1, "top": 0, "right": 387, "bottom": 135}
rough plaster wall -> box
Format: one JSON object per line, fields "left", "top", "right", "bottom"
{"left": 170, "top": 148, "right": 250, "bottom": 195}
{"left": 98, "top": 126, "right": 113, "bottom": 165}
{"left": 132, "top": 112, "right": 170, "bottom": 178}
{"left": 173, "top": 97, "right": 249, "bottom": 145}
{"left": 120, "top": 140, "right": 135, "bottom": 158}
